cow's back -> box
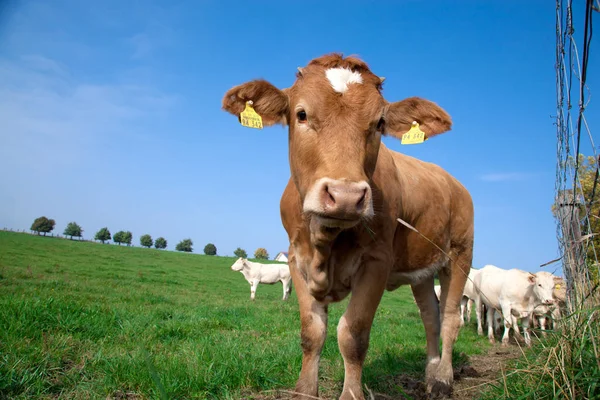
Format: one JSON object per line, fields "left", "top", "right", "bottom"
{"left": 477, "top": 266, "right": 534, "bottom": 312}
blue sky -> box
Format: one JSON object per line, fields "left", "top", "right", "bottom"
{"left": 0, "top": 0, "right": 596, "bottom": 274}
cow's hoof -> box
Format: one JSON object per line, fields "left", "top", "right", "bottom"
{"left": 340, "top": 388, "right": 365, "bottom": 400}
{"left": 488, "top": 337, "right": 495, "bottom": 344}
{"left": 292, "top": 394, "right": 315, "bottom": 400}
{"left": 428, "top": 380, "right": 453, "bottom": 399}
{"left": 427, "top": 361, "right": 453, "bottom": 399}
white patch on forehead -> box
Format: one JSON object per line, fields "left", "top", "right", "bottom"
{"left": 325, "top": 67, "right": 363, "bottom": 93}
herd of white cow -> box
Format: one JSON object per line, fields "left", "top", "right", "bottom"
{"left": 435, "top": 264, "right": 565, "bottom": 346}
{"left": 231, "top": 258, "right": 565, "bottom": 346}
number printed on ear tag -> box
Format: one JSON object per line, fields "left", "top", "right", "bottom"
{"left": 240, "top": 101, "right": 263, "bottom": 129}
{"left": 401, "top": 121, "right": 427, "bottom": 145}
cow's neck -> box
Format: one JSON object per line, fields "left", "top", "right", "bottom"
{"left": 239, "top": 263, "right": 253, "bottom": 280}
{"left": 521, "top": 284, "right": 537, "bottom": 308}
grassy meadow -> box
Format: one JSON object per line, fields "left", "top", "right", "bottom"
{"left": 0, "top": 231, "right": 492, "bottom": 399}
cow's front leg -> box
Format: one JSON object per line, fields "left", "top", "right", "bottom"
{"left": 538, "top": 315, "right": 547, "bottom": 337}
{"left": 411, "top": 277, "right": 441, "bottom": 391}
{"left": 500, "top": 303, "right": 513, "bottom": 346}
{"left": 250, "top": 280, "right": 259, "bottom": 300}
{"left": 337, "top": 263, "right": 386, "bottom": 400}
{"left": 522, "top": 314, "right": 532, "bottom": 346}
{"left": 512, "top": 314, "right": 523, "bottom": 340}
{"left": 290, "top": 264, "right": 328, "bottom": 399}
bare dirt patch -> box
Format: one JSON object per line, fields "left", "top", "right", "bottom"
{"left": 250, "top": 344, "right": 523, "bottom": 399}
{"left": 451, "top": 345, "right": 523, "bottom": 400}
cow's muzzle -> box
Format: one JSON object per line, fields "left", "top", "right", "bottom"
{"left": 303, "top": 178, "right": 373, "bottom": 228}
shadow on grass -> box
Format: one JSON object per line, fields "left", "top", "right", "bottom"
{"left": 363, "top": 348, "right": 471, "bottom": 399}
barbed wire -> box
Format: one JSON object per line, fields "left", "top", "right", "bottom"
{"left": 555, "top": 0, "right": 597, "bottom": 309}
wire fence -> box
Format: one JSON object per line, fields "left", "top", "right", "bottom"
{"left": 555, "top": 0, "right": 599, "bottom": 310}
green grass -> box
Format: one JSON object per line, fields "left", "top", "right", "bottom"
{"left": 480, "top": 302, "right": 600, "bottom": 400}
{"left": 0, "top": 231, "right": 490, "bottom": 399}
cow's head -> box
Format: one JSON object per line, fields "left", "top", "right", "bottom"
{"left": 223, "top": 54, "right": 452, "bottom": 231}
{"left": 530, "top": 272, "right": 560, "bottom": 305}
{"left": 231, "top": 257, "right": 246, "bottom": 271}
{"left": 553, "top": 278, "right": 566, "bottom": 302}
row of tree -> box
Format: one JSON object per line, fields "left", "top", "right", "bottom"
{"left": 234, "top": 247, "right": 269, "bottom": 260}
{"left": 28, "top": 216, "right": 272, "bottom": 259}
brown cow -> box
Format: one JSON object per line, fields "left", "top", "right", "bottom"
{"left": 222, "top": 54, "right": 473, "bottom": 399}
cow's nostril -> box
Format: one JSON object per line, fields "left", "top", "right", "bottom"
{"left": 356, "top": 189, "right": 367, "bottom": 209}
{"left": 324, "top": 186, "right": 336, "bottom": 206}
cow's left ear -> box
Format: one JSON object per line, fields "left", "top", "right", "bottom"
{"left": 222, "top": 80, "right": 289, "bottom": 126}
{"left": 384, "top": 97, "right": 452, "bottom": 139}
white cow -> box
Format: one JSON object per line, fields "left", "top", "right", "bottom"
{"left": 230, "top": 258, "right": 292, "bottom": 300}
{"left": 529, "top": 279, "right": 566, "bottom": 336}
{"left": 473, "top": 265, "right": 558, "bottom": 346}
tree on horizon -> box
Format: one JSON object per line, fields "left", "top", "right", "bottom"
{"left": 31, "top": 216, "right": 55, "bottom": 236}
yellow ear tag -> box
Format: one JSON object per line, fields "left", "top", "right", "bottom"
{"left": 240, "top": 101, "right": 263, "bottom": 129}
{"left": 401, "top": 121, "right": 427, "bottom": 145}
{"left": 555, "top": 284, "right": 561, "bottom": 289}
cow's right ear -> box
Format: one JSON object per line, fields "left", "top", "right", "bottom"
{"left": 528, "top": 274, "right": 536, "bottom": 284}
{"left": 222, "top": 80, "right": 289, "bottom": 126}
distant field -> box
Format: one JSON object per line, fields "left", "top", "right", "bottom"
{"left": 0, "top": 231, "right": 491, "bottom": 399}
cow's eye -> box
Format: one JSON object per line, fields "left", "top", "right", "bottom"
{"left": 377, "top": 117, "right": 385, "bottom": 131}
{"left": 297, "top": 110, "right": 307, "bottom": 123}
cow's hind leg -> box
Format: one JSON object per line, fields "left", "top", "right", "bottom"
{"left": 435, "top": 249, "right": 471, "bottom": 396}
{"left": 411, "top": 277, "right": 441, "bottom": 392}
{"left": 281, "top": 279, "right": 289, "bottom": 300}
{"left": 459, "top": 296, "right": 466, "bottom": 326}
{"left": 475, "top": 296, "right": 484, "bottom": 335}
{"left": 290, "top": 264, "right": 328, "bottom": 399}
{"left": 486, "top": 305, "right": 496, "bottom": 343}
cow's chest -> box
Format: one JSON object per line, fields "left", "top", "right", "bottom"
{"left": 318, "top": 252, "right": 363, "bottom": 302}
{"left": 295, "top": 231, "right": 368, "bottom": 303}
